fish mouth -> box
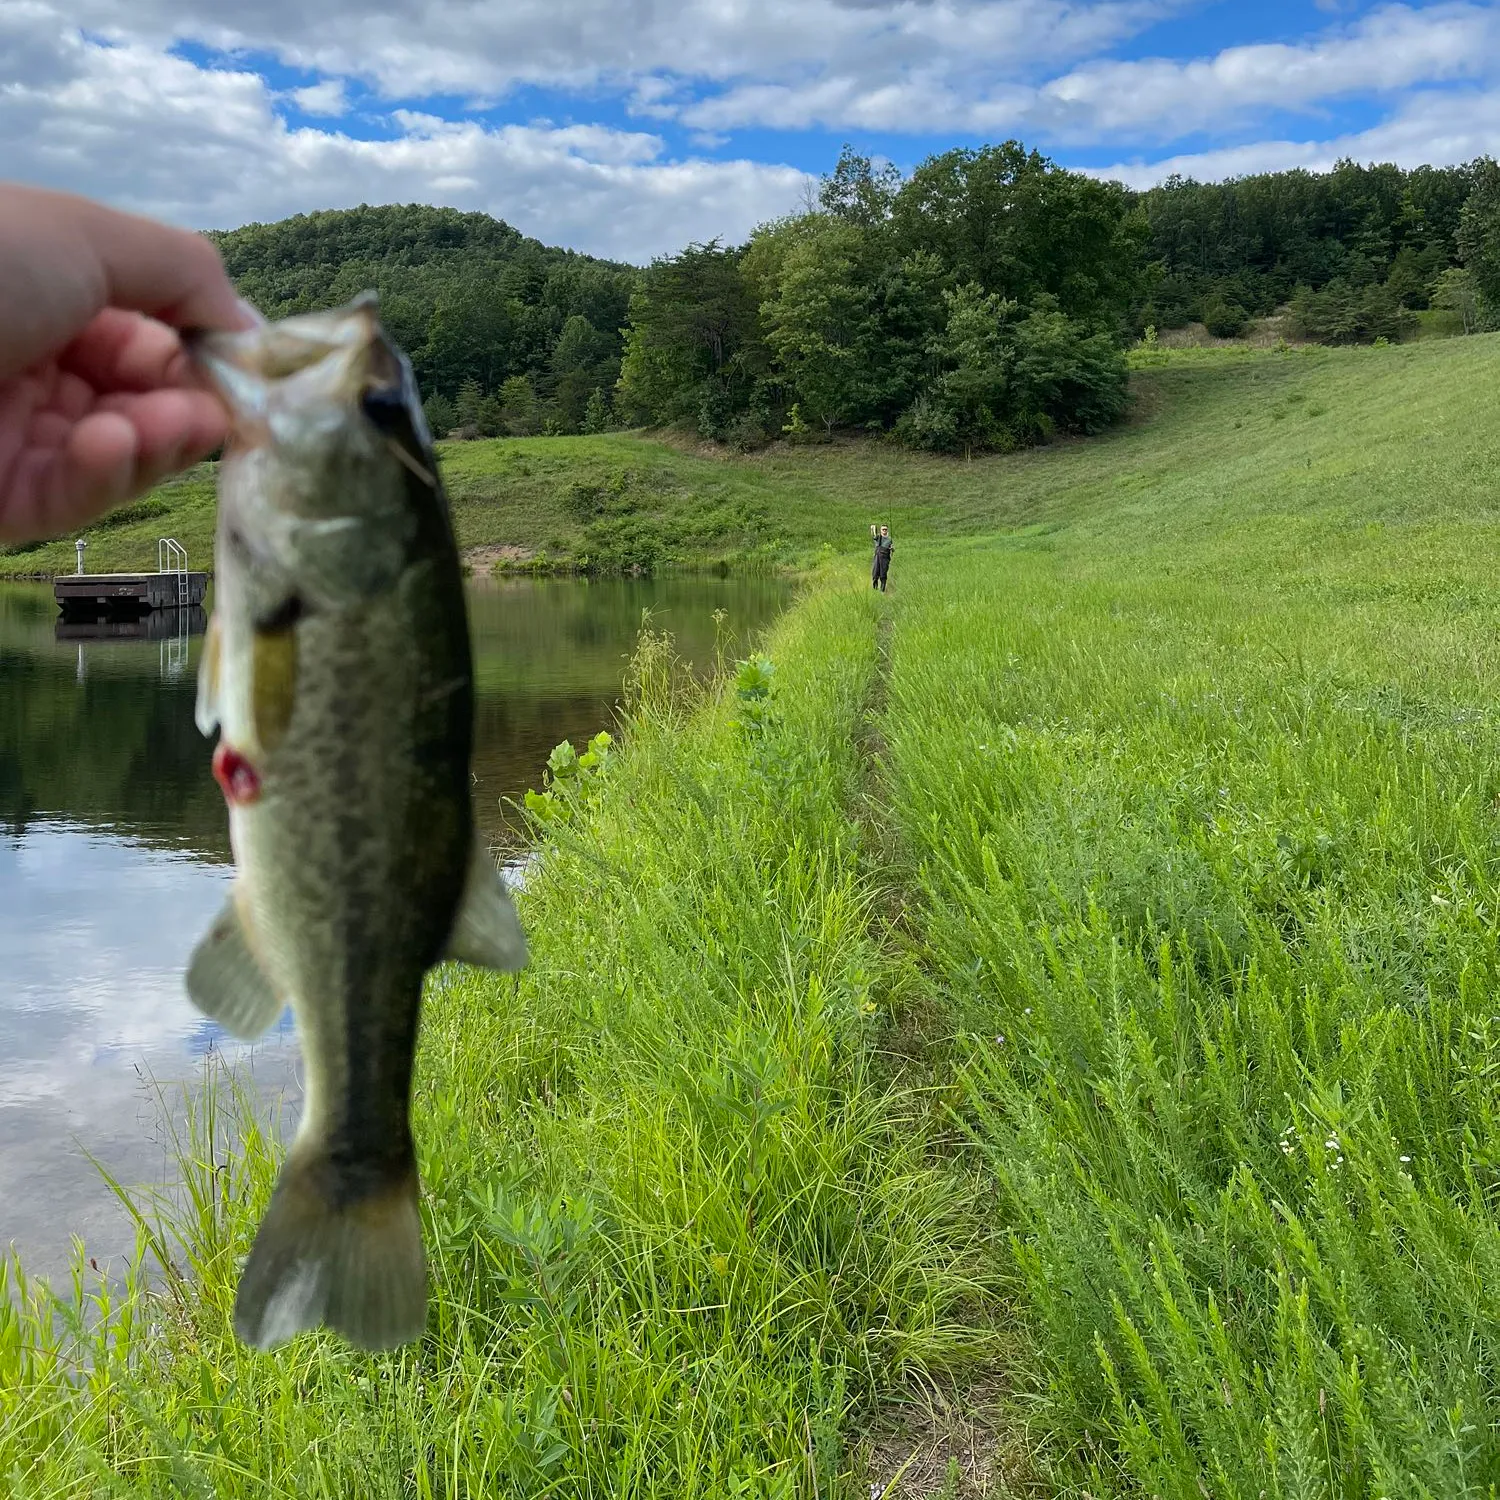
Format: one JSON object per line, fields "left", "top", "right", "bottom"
{"left": 189, "top": 292, "right": 405, "bottom": 426}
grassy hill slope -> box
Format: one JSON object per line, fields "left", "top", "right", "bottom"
{"left": 8, "top": 333, "right": 1500, "bottom": 581}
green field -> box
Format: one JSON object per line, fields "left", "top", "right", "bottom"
{"left": 8, "top": 335, "right": 1500, "bottom": 1494}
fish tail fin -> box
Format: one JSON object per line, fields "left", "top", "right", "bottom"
{"left": 234, "top": 1148, "right": 426, "bottom": 1353}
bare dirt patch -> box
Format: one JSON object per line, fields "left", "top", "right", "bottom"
{"left": 859, "top": 1375, "right": 1038, "bottom": 1498}
{"left": 463, "top": 544, "right": 534, "bottom": 572}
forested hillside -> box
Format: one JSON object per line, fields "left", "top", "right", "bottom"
{"left": 206, "top": 148, "right": 1500, "bottom": 455}
{"left": 1129, "top": 157, "right": 1500, "bottom": 344}
{"left": 209, "top": 204, "right": 637, "bottom": 438}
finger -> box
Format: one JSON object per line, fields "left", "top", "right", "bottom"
{"left": 26, "top": 410, "right": 71, "bottom": 451}
{"left": 96, "top": 387, "right": 228, "bottom": 484}
{"left": 50, "top": 370, "right": 96, "bottom": 423}
{"left": 58, "top": 309, "right": 188, "bottom": 394}
{"left": 0, "top": 184, "right": 256, "bottom": 382}
{"left": 69, "top": 191, "right": 247, "bottom": 334}
{"left": 3, "top": 392, "right": 224, "bottom": 543}
{"left": 15, "top": 412, "right": 141, "bottom": 538}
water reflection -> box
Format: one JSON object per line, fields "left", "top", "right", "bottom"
{"left": 0, "top": 572, "right": 789, "bottom": 1278}
{"left": 54, "top": 606, "right": 209, "bottom": 644}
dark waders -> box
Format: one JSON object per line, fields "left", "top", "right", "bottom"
{"left": 871, "top": 536, "right": 892, "bottom": 592}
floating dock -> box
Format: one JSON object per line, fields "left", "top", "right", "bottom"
{"left": 54, "top": 572, "right": 208, "bottom": 614}
{"left": 53, "top": 538, "right": 208, "bottom": 618}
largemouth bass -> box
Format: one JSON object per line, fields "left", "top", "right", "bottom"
{"left": 186, "top": 294, "right": 526, "bottom": 1352}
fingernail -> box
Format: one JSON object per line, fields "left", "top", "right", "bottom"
{"left": 235, "top": 297, "right": 266, "bottom": 329}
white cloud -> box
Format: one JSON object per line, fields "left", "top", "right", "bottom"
{"left": 7, "top": 0, "right": 1500, "bottom": 263}
{"left": 0, "top": 15, "right": 811, "bottom": 262}
{"left": 289, "top": 77, "right": 348, "bottom": 116}
{"left": 681, "top": 2, "right": 1500, "bottom": 138}
{"left": 1090, "top": 87, "right": 1500, "bottom": 187}
{"left": 56, "top": 0, "right": 1176, "bottom": 100}
{"left": 1038, "top": 3, "right": 1500, "bottom": 142}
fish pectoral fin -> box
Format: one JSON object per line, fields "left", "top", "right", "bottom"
{"left": 235, "top": 1151, "right": 426, "bottom": 1353}
{"left": 185, "top": 892, "right": 284, "bottom": 1039}
{"left": 195, "top": 614, "right": 221, "bottom": 737}
{"left": 444, "top": 839, "right": 528, "bottom": 972}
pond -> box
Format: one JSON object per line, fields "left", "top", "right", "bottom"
{"left": 0, "top": 573, "right": 791, "bottom": 1282}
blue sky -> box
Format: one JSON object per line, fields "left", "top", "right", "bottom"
{"left": 7, "top": 2, "right": 1500, "bottom": 261}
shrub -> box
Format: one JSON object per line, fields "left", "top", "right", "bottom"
{"left": 725, "top": 412, "right": 771, "bottom": 452}
{"left": 892, "top": 392, "right": 960, "bottom": 453}
{"left": 1010, "top": 304, "right": 1129, "bottom": 436}
{"left": 89, "top": 497, "right": 171, "bottom": 531}
{"left": 1289, "top": 280, "right": 1416, "bottom": 345}
{"left": 1202, "top": 296, "right": 1248, "bottom": 339}
{"left": 422, "top": 391, "right": 458, "bottom": 437}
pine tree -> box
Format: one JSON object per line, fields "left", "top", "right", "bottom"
{"left": 456, "top": 377, "right": 485, "bottom": 431}
{"left": 581, "top": 388, "right": 612, "bottom": 434}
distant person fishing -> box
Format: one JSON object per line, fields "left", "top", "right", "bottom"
{"left": 871, "top": 523, "right": 893, "bottom": 592}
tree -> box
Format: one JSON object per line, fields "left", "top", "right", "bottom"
{"left": 498, "top": 375, "right": 540, "bottom": 436}
{"left": 420, "top": 274, "right": 516, "bottom": 395}
{"left": 926, "top": 282, "right": 1016, "bottom": 453}
{"left": 549, "top": 314, "right": 617, "bottom": 431}
{"left": 1127, "top": 158, "right": 1475, "bottom": 332}
{"left": 891, "top": 142, "right": 1144, "bottom": 325}
{"left": 1009, "top": 299, "right": 1130, "bottom": 436}
{"left": 455, "top": 377, "right": 485, "bottom": 432}
{"left": 1459, "top": 158, "right": 1500, "bottom": 311}
{"left": 581, "top": 388, "right": 613, "bottom": 433}
{"left": 894, "top": 285, "right": 1129, "bottom": 454}
{"left": 819, "top": 146, "right": 901, "bottom": 227}
{"left": 1385, "top": 246, "right": 1427, "bottom": 309}
{"left": 1431, "top": 266, "right": 1482, "bottom": 333}
{"left": 762, "top": 218, "right": 884, "bottom": 434}
{"left": 208, "top": 204, "right": 640, "bottom": 407}
{"left": 1288, "top": 279, "right": 1414, "bottom": 344}
{"left": 616, "top": 242, "right": 764, "bottom": 435}
{"left": 422, "top": 390, "right": 458, "bottom": 437}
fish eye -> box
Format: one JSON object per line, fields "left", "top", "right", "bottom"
{"left": 361, "top": 384, "right": 408, "bottom": 432}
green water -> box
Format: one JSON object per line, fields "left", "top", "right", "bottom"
{"left": 0, "top": 573, "right": 790, "bottom": 1277}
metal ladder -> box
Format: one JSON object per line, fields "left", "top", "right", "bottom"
{"left": 157, "top": 537, "right": 189, "bottom": 605}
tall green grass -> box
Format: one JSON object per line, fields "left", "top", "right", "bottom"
{"left": 1, "top": 581, "right": 992, "bottom": 1496}
{"left": 882, "top": 528, "right": 1500, "bottom": 1493}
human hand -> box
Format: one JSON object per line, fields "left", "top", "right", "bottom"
{"left": 0, "top": 183, "right": 258, "bottom": 544}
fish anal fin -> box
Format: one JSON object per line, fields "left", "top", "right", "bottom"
{"left": 195, "top": 614, "right": 221, "bottom": 737}
{"left": 186, "top": 891, "right": 284, "bottom": 1039}
{"left": 444, "top": 838, "right": 528, "bottom": 972}
{"left": 235, "top": 1153, "right": 426, "bottom": 1353}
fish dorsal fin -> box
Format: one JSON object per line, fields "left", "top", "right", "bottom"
{"left": 444, "top": 838, "right": 528, "bottom": 972}
{"left": 186, "top": 890, "right": 285, "bottom": 1039}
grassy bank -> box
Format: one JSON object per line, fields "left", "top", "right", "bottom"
{"left": 8, "top": 331, "right": 1500, "bottom": 1493}
{"left": 1, "top": 582, "right": 996, "bottom": 1495}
